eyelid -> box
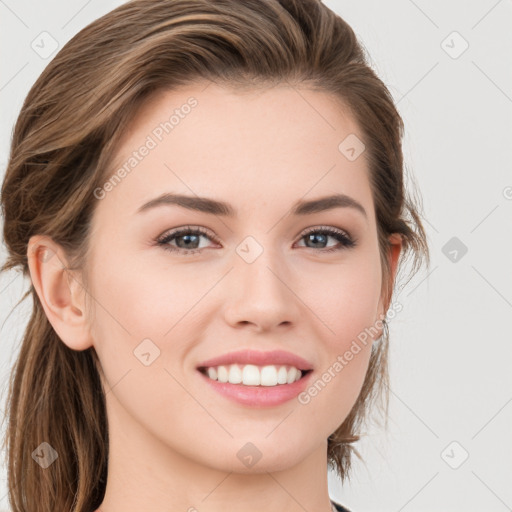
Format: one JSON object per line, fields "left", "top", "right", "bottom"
{"left": 156, "top": 224, "right": 353, "bottom": 242}
{"left": 155, "top": 225, "right": 219, "bottom": 245}
{"left": 299, "top": 224, "right": 353, "bottom": 240}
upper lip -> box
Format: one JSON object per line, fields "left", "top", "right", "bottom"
{"left": 196, "top": 349, "right": 314, "bottom": 371}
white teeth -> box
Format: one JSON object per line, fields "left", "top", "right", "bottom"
{"left": 277, "top": 365, "right": 288, "bottom": 384}
{"left": 202, "top": 364, "right": 305, "bottom": 386}
{"left": 287, "top": 366, "right": 298, "bottom": 384}
{"left": 260, "top": 365, "right": 276, "bottom": 386}
{"left": 228, "top": 364, "right": 243, "bottom": 384}
{"left": 217, "top": 365, "right": 229, "bottom": 383}
{"left": 243, "top": 364, "right": 260, "bottom": 385}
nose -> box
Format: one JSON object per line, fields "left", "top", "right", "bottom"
{"left": 222, "top": 245, "right": 301, "bottom": 332}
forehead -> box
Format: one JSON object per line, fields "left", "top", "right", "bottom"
{"left": 95, "top": 82, "right": 373, "bottom": 223}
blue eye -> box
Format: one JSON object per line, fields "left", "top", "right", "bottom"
{"left": 155, "top": 225, "right": 356, "bottom": 256}
{"left": 298, "top": 226, "right": 356, "bottom": 252}
{"left": 156, "top": 226, "right": 216, "bottom": 256}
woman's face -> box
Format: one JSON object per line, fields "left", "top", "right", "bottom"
{"left": 83, "top": 82, "right": 397, "bottom": 473}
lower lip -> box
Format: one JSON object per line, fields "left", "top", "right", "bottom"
{"left": 197, "top": 370, "right": 313, "bottom": 407}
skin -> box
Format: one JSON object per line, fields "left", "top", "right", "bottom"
{"left": 28, "top": 82, "right": 401, "bottom": 512}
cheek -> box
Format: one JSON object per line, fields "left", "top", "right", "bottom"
{"left": 302, "top": 250, "right": 383, "bottom": 345}
{"left": 86, "top": 248, "right": 212, "bottom": 401}
{"left": 87, "top": 258, "right": 199, "bottom": 441}
{"left": 89, "top": 246, "right": 199, "bottom": 338}
{"left": 329, "top": 271, "right": 382, "bottom": 347}
{"left": 295, "top": 253, "right": 382, "bottom": 419}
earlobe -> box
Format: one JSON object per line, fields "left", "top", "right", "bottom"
{"left": 27, "top": 235, "right": 93, "bottom": 351}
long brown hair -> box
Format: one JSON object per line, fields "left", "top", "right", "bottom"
{"left": 0, "top": 0, "right": 429, "bottom": 510}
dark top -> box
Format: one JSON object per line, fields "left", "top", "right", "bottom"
{"left": 331, "top": 499, "right": 352, "bottom": 512}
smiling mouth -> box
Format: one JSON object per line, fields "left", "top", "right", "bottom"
{"left": 197, "top": 365, "right": 313, "bottom": 387}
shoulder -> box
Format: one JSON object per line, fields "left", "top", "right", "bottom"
{"left": 331, "top": 500, "right": 353, "bottom": 512}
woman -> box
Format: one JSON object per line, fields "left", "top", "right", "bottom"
{"left": 0, "top": 0, "right": 429, "bottom": 511}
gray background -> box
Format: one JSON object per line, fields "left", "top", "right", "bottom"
{"left": 1, "top": 1, "right": 511, "bottom": 511}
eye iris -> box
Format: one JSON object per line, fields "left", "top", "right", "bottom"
{"left": 177, "top": 233, "right": 199, "bottom": 249}
{"left": 307, "top": 233, "right": 327, "bottom": 248}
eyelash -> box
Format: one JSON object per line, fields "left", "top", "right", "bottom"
{"left": 155, "top": 225, "right": 356, "bottom": 256}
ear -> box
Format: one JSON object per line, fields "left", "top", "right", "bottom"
{"left": 27, "top": 234, "right": 93, "bottom": 351}
{"left": 376, "top": 233, "right": 403, "bottom": 320}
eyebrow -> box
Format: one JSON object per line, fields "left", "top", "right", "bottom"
{"left": 136, "top": 192, "right": 367, "bottom": 219}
